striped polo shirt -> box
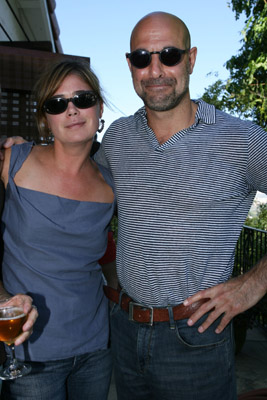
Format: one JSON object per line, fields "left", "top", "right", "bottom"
{"left": 95, "top": 99, "right": 267, "bottom": 307}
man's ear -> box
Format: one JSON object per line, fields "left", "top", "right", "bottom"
{"left": 126, "top": 54, "right": 133, "bottom": 73}
{"left": 188, "top": 47, "right": 197, "bottom": 75}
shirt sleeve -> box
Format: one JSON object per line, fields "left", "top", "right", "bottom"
{"left": 247, "top": 123, "right": 267, "bottom": 194}
{"left": 93, "top": 131, "right": 110, "bottom": 169}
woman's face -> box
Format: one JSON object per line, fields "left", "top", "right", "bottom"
{"left": 45, "top": 74, "right": 103, "bottom": 146}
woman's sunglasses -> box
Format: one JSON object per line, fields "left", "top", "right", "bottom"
{"left": 126, "top": 47, "right": 189, "bottom": 69}
{"left": 43, "top": 91, "right": 98, "bottom": 115}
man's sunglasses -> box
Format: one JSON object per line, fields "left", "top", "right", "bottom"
{"left": 126, "top": 47, "right": 189, "bottom": 69}
{"left": 43, "top": 91, "right": 98, "bottom": 115}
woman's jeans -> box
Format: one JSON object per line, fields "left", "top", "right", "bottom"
{"left": 111, "top": 304, "right": 237, "bottom": 400}
{"left": 1, "top": 348, "right": 112, "bottom": 400}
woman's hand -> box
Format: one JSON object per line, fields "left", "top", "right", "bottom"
{"left": 1, "top": 295, "right": 38, "bottom": 346}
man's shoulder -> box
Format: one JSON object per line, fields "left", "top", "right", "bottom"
{"left": 108, "top": 115, "right": 134, "bottom": 130}
{"left": 215, "top": 108, "right": 265, "bottom": 136}
{"left": 107, "top": 107, "right": 144, "bottom": 131}
{"left": 198, "top": 99, "right": 263, "bottom": 132}
{"left": 102, "top": 108, "right": 145, "bottom": 146}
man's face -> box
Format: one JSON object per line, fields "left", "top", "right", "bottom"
{"left": 127, "top": 16, "right": 196, "bottom": 112}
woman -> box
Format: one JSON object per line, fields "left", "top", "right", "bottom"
{"left": 0, "top": 60, "right": 116, "bottom": 399}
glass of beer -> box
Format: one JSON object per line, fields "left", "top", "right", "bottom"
{"left": 0, "top": 306, "right": 31, "bottom": 380}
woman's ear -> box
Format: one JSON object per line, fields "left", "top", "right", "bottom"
{"left": 99, "top": 102, "right": 104, "bottom": 118}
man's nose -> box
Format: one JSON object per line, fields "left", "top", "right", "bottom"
{"left": 148, "top": 53, "right": 165, "bottom": 77}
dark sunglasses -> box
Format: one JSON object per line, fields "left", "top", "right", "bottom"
{"left": 43, "top": 91, "right": 98, "bottom": 115}
{"left": 126, "top": 47, "right": 189, "bottom": 69}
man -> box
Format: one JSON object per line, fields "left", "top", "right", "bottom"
{"left": 94, "top": 11, "right": 267, "bottom": 400}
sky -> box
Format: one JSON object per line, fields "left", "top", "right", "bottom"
{"left": 55, "top": 0, "right": 246, "bottom": 140}
{"left": 55, "top": 1, "right": 267, "bottom": 203}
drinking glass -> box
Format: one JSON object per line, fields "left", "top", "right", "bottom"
{"left": 0, "top": 305, "right": 31, "bottom": 379}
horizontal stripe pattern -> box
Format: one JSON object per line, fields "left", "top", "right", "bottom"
{"left": 95, "top": 100, "right": 267, "bottom": 306}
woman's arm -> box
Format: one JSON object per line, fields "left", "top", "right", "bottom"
{"left": 0, "top": 145, "right": 38, "bottom": 345}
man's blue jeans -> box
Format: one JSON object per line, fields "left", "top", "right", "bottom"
{"left": 110, "top": 304, "right": 237, "bottom": 400}
{"left": 1, "top": 348, "right": 112, "bottom": 400}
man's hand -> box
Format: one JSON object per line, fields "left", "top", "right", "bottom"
{"left": 1, "top": 136, "right": 25, "bottom": 148}
{"left": 1, "top": 295, "right": 38, "bottom": 346}
{"left": 0, "top": 136, "right": 25, "bottom": 161}
{"left": 184, "top": 257, "right": 267, "bottom": 334}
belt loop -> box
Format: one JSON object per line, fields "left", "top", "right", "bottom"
{"left": 167, "top": 306, "right": 176, "bottom": 330}
{"left": 118, "top": 288, "right": 126, "bottom": 307}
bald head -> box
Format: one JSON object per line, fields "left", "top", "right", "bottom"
{"left": 130, "top": 12, "right": 191, "bottom": 51}
{"left": 126, "top": 11, "right": 197, "bottom": 114}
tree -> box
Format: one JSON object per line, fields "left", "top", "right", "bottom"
{"left": 246, "top": 203, "right": 267, "bottom": 230}
{"left": 202, "top": 0, "right": 267, "bottom": 129}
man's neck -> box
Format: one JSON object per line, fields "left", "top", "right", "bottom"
{"left": 146, "top": 99, "right": 198, "bottom": 145}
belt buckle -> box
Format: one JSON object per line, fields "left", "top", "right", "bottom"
{"left": 128, "top": 301, "right": 154, "bottom": 326}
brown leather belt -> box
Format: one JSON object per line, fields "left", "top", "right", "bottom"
{"left": 104, "top": 286, "right": 208, "bottom": 326}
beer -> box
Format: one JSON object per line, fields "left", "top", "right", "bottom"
{"left": 0, "top": 307, "right": 26, "bottom": 345}
{"left": 0, "top": 306, "right": 31, "bottom": 379}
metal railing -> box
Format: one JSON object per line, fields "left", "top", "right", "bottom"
{"left": 234, "top": 225, "right": 267, "bottom": 330}
{"left": 234, "top": 225, "right": 267, "bottom": 275}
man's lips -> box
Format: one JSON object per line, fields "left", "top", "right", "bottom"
{"left": 142, "top": 78, "right": 175, "bottom": 89}
{"left": 144, "top": 84, "right": 169, "bottom": 91}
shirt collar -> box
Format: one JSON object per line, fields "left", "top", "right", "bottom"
{"left": 193, "top": 99, "right": 216, "bottom": 125}
{"left": 136, "top": 99, "right": 216, "bottom": 126}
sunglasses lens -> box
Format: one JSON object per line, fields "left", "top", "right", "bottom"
{"left": 43, "top": 92, "right": 98, "bottom": 115}
{"left": 128, "top": 47, "right": 186, "bottom": 69}
{"left": 129, "top": 50, "right": 151, "bottom": 69}
{"left": 44, "top": 98, "right": 67, "bottom": 115}
{"left": 73, "top": 92, "right": 97, "bottom": 109}
{"left": 161, "top": 48, "right": 182, "bottom": 66}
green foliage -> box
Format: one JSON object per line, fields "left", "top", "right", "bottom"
{"left": 202, "top": 78, "right": 227, "bottom": 109}
{"left": 110, "top": 215, "right": 118, "bottom": 243}
{"left": 245, "top": 203, "right": 267, "bottom": 230}
{"left": 203, "top": 0, "right": 267, "bottom": 129}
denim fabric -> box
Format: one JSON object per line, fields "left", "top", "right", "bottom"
{"left": 1, "top": 348, "right": 112, "bottom": 400}
{"left": 110, "top": 304, "right": 237, "bottom": 400}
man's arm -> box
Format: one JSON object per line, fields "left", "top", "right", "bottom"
{"left": 183, "top": 254, "right": 267, "bottom": 333}
{"left": 0, "top": 282, "right": 38, "bottom": 345}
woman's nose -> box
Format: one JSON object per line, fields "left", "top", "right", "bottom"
{"left": 67, "top": 100, "right": 79, "bottom": 116}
